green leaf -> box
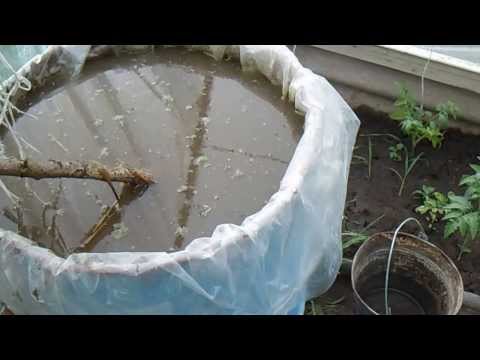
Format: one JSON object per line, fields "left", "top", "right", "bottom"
{"left": 460, "top": 175, "right": 476, "bottom": 187}
{"left": 459, "top": 217, "right": 469, "bottom": 238}
{"left": 423, "top": 185, "right": 435, "bottom": 194}
{"left": 415, "top": 205, "right": 429, "bottom": 214}
{"left": 390, "top": 108, "right": 408, "bottom": 121}
{"left": 442, "top": 211, "right": 463, "bottom": 221}
{"left": 444, "top": 221, "right": 459, "bottom": 239}
{"left": 445, "top": 195, "right": 471, "bottom": 211}
{"left": 342, "top": 233, "right": 368, "bottom": 249}
{"left": 470, "top": 164, "right": 480, "bottom": 174}
{"left": 433, "top": 192, "right": 447, "bottom": 203}
{"left": 463, "top": 212, "right": 479, "bottom": 240}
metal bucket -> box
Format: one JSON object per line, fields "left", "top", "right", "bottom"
{"left": 351, "top": 220, "right": 463, "bottom": 315}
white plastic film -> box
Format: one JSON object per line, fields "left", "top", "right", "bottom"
{"left": 0, "top": 45, "right": 360, "bottom": 314}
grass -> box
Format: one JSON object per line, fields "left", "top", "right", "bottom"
{"left": 388, "top": 150, "right": 424, "bottom": 197}
{"left": 342, "top": 213, "right": 385, "bottom": 250}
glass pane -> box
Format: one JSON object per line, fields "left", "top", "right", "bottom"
{"left": 416, "top": 45, "right": 480, "bottom": 65}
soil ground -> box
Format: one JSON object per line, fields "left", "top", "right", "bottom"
{"left": 307, "top": 105, "right": 480, "bottom": 315}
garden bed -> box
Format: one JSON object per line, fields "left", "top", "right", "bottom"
{"left": 306, "top": 104, "right": 480, "bottom": 315}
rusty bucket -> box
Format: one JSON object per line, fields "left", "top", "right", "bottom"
{"left": 351, "top": 219, "right": 463, "bottom": 315}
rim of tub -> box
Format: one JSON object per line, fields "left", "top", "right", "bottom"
{"left": 0, "top": 45, "right": 353, "bottom": 282}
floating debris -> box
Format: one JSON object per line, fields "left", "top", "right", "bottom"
{"left": 199, "top": 205, "right": 212, "bottom": 217}
{"left": 193, "top": 155, "right": 208, "bottom": 167}
{"left": 56, "top": 118, "right": 64, "bottom": 124}
{"left": 175, "top": 226, "right": 187, "bottom": 238}
{"left": 162, "top": 94, "right": 173, "bottom": 103}
{"left": 112, "top": 223, "right": 129, "bottom": 240}
{"left": 94, "top": 118, "right": 104, "bottom": 127}
{"left": 177, "top": 185, "right": 189, "bottom": 193}
{"left": 232, "top": 169, "right": 245, "bottom": 179}
{"left": 98, "top": 147, "right": 110, "bottom": 159}
{"left": 213, "top": 195, "right": 219, "bottom": 200}
{"left": 185, "top": 105, "right": 193, "bottom": 110}
{"left": 113, "top": 114, "right": 125, "bottom": 121}
{"left": 48, "top": 133, "right": 69, "bottom": 153}
{"left": 201, "top": 116, "right": 210, "bottom": 125}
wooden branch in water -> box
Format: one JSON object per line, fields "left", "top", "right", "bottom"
{"left": 0, "top": 158, "right": 154, "bottom": 186}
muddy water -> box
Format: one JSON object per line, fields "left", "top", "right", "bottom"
{"left": 0, "top": 47, "right": 304, "bottom": 255}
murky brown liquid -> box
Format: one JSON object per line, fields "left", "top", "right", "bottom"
{"left": 0, "top": 47, "right": 303, "bottom": 255}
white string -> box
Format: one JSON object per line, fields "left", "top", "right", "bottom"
{"left": 420, "top": 47, "right": 433, "bottom": 111}
{"left": 384, "top": 218, "right": 427, "bottom": 315}
{"left": 0, "top": 49, "right": 34, "bottom": 204}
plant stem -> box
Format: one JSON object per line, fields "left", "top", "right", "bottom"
{"left": 389, "top": 152, "right": 423, "bottom": 197}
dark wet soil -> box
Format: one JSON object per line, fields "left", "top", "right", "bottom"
{"left": 344, "top": 106, "right": 480, "bottom": 296}
{"left": 0, "top": 47, "right": 303, "bottom": 255}
{"left": 307, "top": 105, "right": 480, "bottom": 315}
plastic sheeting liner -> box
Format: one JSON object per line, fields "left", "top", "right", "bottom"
{"left": 0, "top": 45, "right": 360, "bottom": 314}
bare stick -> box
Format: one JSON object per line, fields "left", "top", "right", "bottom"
{"left": 0, "top": 158, "right": 154, "bottom": 186}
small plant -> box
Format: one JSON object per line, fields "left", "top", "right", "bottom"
{"left": 415, "top": 162, "right": 480, "bottom": 260}
{"left": 442, "top": 164, "right": 480, "bottom": 260}
{"left": 389, "top": 142, "right": 405, "bottom": 162}
{"left": 389, "top": 148, "right": 424, "bottom": 197}
{"left": 390, "top": 84, "right": 459, "bottom": 150}
{"left": 342, "top": 214, "right": 385, "bottom": 250}
{"left": 442, "top": 193, "right": 479, "bottom": 260}
{"left": 342, "top": 232, "right": 369, "bottom": 250}
{"left": 414, "top": 185, "right": 448, "bottom": 229}
{"left": 306, "top": 296, "right": 345, "bottom": 315}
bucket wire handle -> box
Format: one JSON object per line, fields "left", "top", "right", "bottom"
{"left": 384, "top": 217, "right": 427, "bottom": 315}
